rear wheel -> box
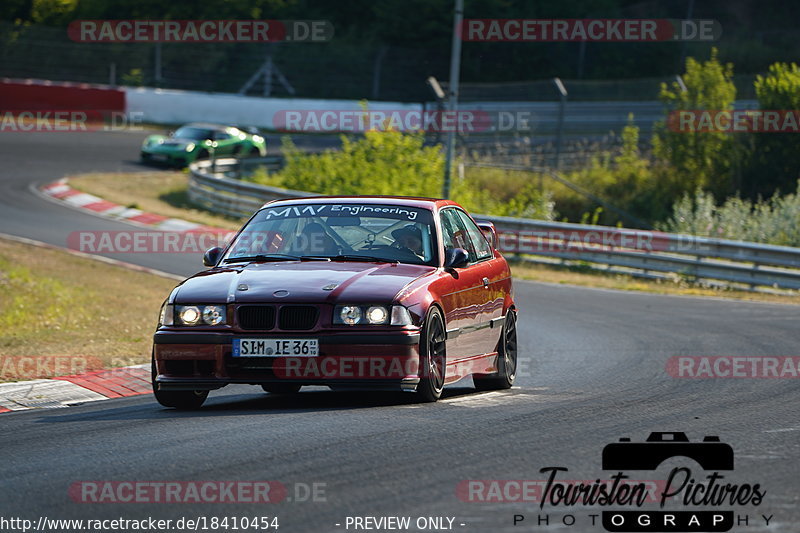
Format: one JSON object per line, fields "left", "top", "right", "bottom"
{"left": 415, "top": 307, "right": 446, "bottom": 402}
{"left": 474, "top": 311, "right": 517, "bottom": 391}
{"left": 151, "top": 355, "right": 208, "bottom": 409}
{"left": 261, "top": 383, "right": 302, "bottom": 394}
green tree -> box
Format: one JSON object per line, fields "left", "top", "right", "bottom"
{"left": 745, "top": 62, "right": 800, "bottom": 199}
{"left": 652, "top": 48, "right": 737, "bottom": 198}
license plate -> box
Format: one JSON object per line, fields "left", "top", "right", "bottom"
{"left": 233, "top": 338, "right": 319, "bottom": 357}
{"left": 150, "top": 154, "right": 168, "bottom": 161}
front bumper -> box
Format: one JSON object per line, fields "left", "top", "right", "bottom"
{"left": 153, "top": 330, "right": 422, "bottom": 392}
{"left": 141, "top": 148, "right": 193, "bottom": 165}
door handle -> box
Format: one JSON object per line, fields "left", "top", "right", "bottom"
{"left": 482, "top": 277, "right": 490, "bottom": 288}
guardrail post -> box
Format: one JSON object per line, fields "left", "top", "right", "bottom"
{"left": 553, "top": 78, "right": 568, "bottom": 170}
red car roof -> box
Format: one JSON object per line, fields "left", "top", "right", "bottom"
{"left": 261, "top": 195, "right": 461, "bottom": 211}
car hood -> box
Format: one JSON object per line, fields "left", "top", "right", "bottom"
{"left": 172, "top": 261, "right": 436, "bottom": 305}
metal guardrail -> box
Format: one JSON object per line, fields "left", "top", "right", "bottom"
{"left": 188, "top": 159, "right": 800, "bottom": 291}
{"left": 187, "top": 156, "right": 312, "bottom": 219}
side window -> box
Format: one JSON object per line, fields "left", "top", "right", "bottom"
{"left": 440, "top": 208, "right": 477, "bottom": 262}
{"left": 456, "top": 210, "right": 493, "bottom": 261}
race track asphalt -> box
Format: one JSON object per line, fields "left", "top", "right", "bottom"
{"left": 1, "top": 130, "right": 798, "bottom": 532}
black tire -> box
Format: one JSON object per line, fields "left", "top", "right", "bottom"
{"left": 151, "top": 356, "right": 208, "bottom": 409}
{"left": 261, "top": 383, "right": 302, "bottom": 394}
{"left": 247, "top": 146, "right": 261, "bottom": 157}
{"left": 415, "top": 307, "right": 447, "bottom": 402}
{"left": 474, "top": 311, "right": 517, "bottom": 391}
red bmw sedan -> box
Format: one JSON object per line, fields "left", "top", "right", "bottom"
{"left": 152, "top": 196, "right": 517, "bottom": 408}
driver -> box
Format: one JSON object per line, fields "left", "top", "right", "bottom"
{"left": 391, "top": 225, "right": 424, "bottom": 259}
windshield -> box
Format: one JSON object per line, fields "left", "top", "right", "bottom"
{"left": 223, "top": 203, "right": 437, "bottom": 266}
{"left": 173, "top": 126, "right": 214, "bottom": 140}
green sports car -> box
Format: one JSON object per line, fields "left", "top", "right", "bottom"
{"left": 140, "top": 123, "right": 267, "bottom": 166}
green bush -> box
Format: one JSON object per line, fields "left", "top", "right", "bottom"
{"left": 252, "top": 130, "right": 555, "bottom": 220}
{"left": 659, "top": 181, "right": 800, "bottom": 246}
{"left": 265, "top": 130, "right": 443, "bottom": 197}
{"left": 557, "top": 119, "right": 673, "bottom": 226}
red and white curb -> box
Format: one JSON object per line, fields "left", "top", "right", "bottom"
{"left": 0, "top": 364, "right": 151, "bottom": 413}
{"left": 1, "top": 179, "right": 224, "bottom": 413}
{"left": 39, "top": 179, "right": 229, "bottom": 235}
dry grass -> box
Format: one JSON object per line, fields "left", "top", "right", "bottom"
{"left": 0, "top": 239, "right": 177, "bottom": 380}
{"left": 510, "top": 261, "right": 800, "bottom": 305}
{"left": 69, "top": 171, "right": 244, "bottom": 230}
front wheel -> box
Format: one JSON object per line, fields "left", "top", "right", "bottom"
{"left": 151, "top": 356, "right": 208, "bottom": 409}
{"left": 474, "top": 311, "right": 517, "bottom": 391}
{"left": 415, "top": 307, "right": 447, "bottom": 402}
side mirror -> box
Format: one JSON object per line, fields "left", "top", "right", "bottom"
{"left": 476, "top": 221, "right": 498, "bottom": 249}
{"left": 443, "top": 247, "right": 469, "bottom": 269}
{"left": 203, "top": 246, "right": 223, "bottom": 267}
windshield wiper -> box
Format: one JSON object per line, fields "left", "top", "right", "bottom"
{"left": 223, "top": 254, "right": 302, "bottom": 263}
{"left": 329, "top": 254, "right": 398, "bottom": 264}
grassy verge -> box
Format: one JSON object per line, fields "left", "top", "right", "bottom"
{"left": 67, "top": 172, "right": 800, "bottom": 305}
{"left": 0, "top": 238, "right": 177, "bottom": 381}
{"left": 68, "top": 171, "right": 244, "bottom": 231}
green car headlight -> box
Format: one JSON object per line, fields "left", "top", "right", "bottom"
{"left": 184, "top": 143, "right": 195, "bottom": 152}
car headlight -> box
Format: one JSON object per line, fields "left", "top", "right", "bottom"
{"left": 333, "top": 305, "right": 410, "bottom": 326}
{"left": 165, "top": 304, "right": 227, "bottom": 326}
{"left": 178, "top": 305, "right": 201, "bottom": 325}
{"left": 338, "top": 305, "right": 362, "bottom": 325}
{"left": 202, "top": 305, "right": 225, "bottom": 325}
{"left": 366, "top": 306, "right": 388, "bottom": 324}
{"left": 184, "top": 143, "right": 195, "bottom": 152}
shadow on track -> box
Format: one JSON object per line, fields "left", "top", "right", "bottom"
{"left": 32, "top": 385, "right": 485, "bottom": 423}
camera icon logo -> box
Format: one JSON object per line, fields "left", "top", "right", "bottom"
{"left": 602, "top": 432, "right": 734, "bottom": 471}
